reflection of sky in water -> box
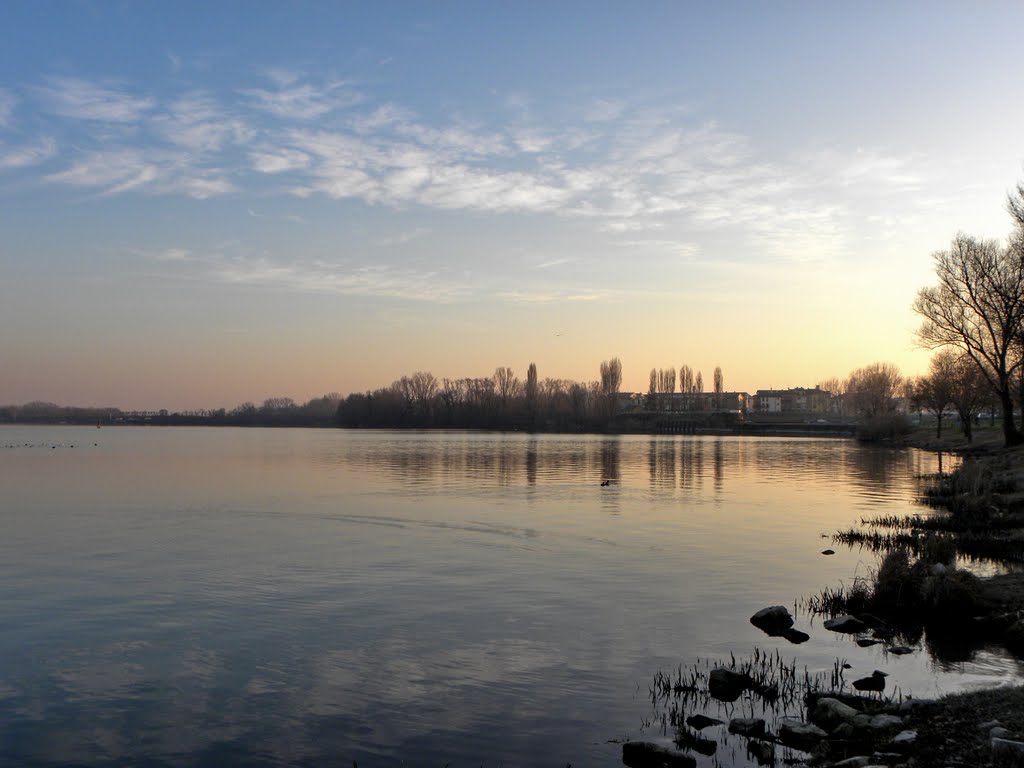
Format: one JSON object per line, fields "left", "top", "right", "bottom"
{"left": 0, "top": 426, "right": 1010, "bottom": 767}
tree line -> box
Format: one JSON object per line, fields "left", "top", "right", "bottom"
{"left": 0, "top": 394, "right": 344, "bottom": 428}
{"left": 336, "top": 359, "right": 629, "bottom": 431}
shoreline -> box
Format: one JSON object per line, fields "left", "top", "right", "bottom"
{"left": 808, "top": 429, "right": 1024, "bottom": 766}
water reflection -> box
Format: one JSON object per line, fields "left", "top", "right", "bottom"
{"left": 330, "top": 433, "right": 946, "bottom": 511}
{"left": 0, "top": 427, "right": 1001, "bottom": 768}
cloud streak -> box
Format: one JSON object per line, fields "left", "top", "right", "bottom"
{"left": 8, "top": 70, "right": 941, "bottom": 264}
{"left": 0, "top": 137, "right": 57, "bottom": 170}
{"left": 36, "top": 76, "right": 154, "bottom": 122}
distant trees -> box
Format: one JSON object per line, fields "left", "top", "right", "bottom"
{"left": 713, "top": 366, "right": 723, "bottom": 409}
{"left": 846, "top": 363, "right": 904, "bottom": 419}
{"left": 335, "top": 359, "right": 626, "bottom": 432}
{"left": 679, "top": 365, "right": 694, "bottom": 410}
{"left": 949, "top": 353, "right": 989, "bottom": 443}
{"left": 599, "top": 358, "right": 622, "bottom": 417}
{"left": 493, "top": 367, "right": 519, "bottom": 410}
{"left": 914, "top": 233, "right": 1024, "bottom": 446}
{"left": 914, "top": 350, "right": 956, "bottom": 438}
{"left": 846, "top": 362, "right": 911, "bottom": 439}
{"left": 656, "top": 367, "right": 676, "bottom": 410}
{"left": 525, "top": 363, "right": 539, "bottom": 422}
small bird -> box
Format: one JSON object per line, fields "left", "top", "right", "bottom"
{"left": 853, "top": 670, "right": 888, "bottom": 692}
{"left": 600, "top": 479, "right": 610, "bottom": 486}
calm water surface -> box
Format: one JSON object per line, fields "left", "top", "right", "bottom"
{"left": 0, "top": 427, "right": 1019, "bottom": 767}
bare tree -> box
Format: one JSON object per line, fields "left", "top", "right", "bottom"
{"left": 647, "top": 368, "right": 658, "bottom": 410}
{"left": 679, "top": 365, "right": 694, "bottom": 411}
{"left": 695, "top": 370, "right": 703, "bottom": 394}
{"left": 916, "top": 350, "right": 956, "bottom": 438}
{"left": 599, "top": 358, "right": 623, "bottom": 418}
{"left": 525, "top": 362, "right": 539, "bottom": 419}
{"left": 713, "top": 366, "right": 723, "bottom": 410}
{"left": 950, "top": 353, "right": 990, "bottom": 443}
{"left": 846, "top": 362, "right": 903, "bottom": 419}
{"left": 261, "top": 397, "right": 296, "bottom": 411}
{"left": 913, "top": 233, "right": 1024, "bottom": 446}
{"left": 658, "top": 367, "right": 676, "bottom": 411}
{"left": 1009, "top": 179, "right": 1024, "bottom": 230}
{"left": 407, "top": 371, "right": 439, "bottom": 411}
{"left": 493, "top": 367, "right": 519, "bottom": 409}
{"left": 440, "top": 378, "right": 462, "bottom": 421}
{"left": 817, "top": 377, "right": 844, "bottom": 396}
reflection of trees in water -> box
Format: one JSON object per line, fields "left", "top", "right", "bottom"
{"left": 647, "top": 438, "right": 677, "bottom": 490}
{"left": 600, "top": 438, "right": 620, "bottom": 485}
{"left": 332, "top": 435, "right": 937, "bottom": 506}
{"left": 678, "top": 439, "right": 704, "bottom": 491}
{"left": 713, "top": 439, "right": 723, "bottom": 493}
{"left": 526, "top": 437, "right": 537, "bottom": 486}
{"left": 338, "top": 435, "right": 634, "bottom": 490}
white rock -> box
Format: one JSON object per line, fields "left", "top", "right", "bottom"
{"left": 891, "top": 729, "right": 917, "bottom": 746}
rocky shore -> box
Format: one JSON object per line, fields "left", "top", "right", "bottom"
{"left": 626, "top": 434, "right": 1024, "bottom": 767}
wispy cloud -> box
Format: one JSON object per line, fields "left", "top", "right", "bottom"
{"left": 8, "top": 68, "right": 919, "bottom": 263}
{"left": 0, "top": 137, "right": 57, "bottom": 171}
{"left": 210, "top": 254, "right": 470, "bottom": 302}
{"left": 132, "top": 247, "right": 195, "bottom": 262}
{"left": 35, "top": 76, "right": 154, "bottom": 122}
{"left": 47, "top": 149, "right": 159, "bottom": 194}
{"left": 0, "top": 88, "right": 15, "bottom": 126}
{"left": 584, "top": 98, "right": 625, "bottom": 123}
{"left": 46, "top": 148, "right": 233, "bottom": 198}
{"left": 377, "top": 228, "right": 431, "bottom": 246}
{"left": 532, "top": 257, "right": 574, "bottom": 269}
{"left": 241, "top": 74, "right": 360, "bottom": 120}
{"left": 250, "top": 147, "right": 311, "bottom": 174}
{"left": 153, "top": 93, "right": 251, "bottom": 152}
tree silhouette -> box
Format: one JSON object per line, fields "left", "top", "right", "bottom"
{"left": 914, "top": 233, "right": 1024, "bottom": 446}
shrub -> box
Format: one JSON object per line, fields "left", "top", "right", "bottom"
{"left": 857, "top": 413, "right": 913, "bottom": 442}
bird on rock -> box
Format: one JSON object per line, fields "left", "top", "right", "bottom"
{"left": 853, "top": 670, "right": 888, "bottom": 692}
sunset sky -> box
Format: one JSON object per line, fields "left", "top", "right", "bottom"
{"left": 2, "top": 2, "right": 1023, "bottom": 410}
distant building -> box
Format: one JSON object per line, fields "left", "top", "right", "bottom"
{"left": 643, "top": 391, "right": 751, "bottom": 413}
{"left": 753, "top": 387, "right": 831, "bottom": 414}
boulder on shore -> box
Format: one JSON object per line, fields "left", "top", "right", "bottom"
{"left": 778, "top": 719, "right": 828, "bottom": 751}
{"left": 728, "top": 717, "right": 766, "bottom": 737}
{"left": 749, "top": 605, "right": 794, "bottom": 636}
{"left": 708, "top": 668, "right": 752, "bottom": 702}
{"left": 685, "top": 714, "right": 722, "bottom": 731}
{"left": 622, "top": 742, "right": 696, "bottom": 768}
{"left": 810, "top": 697, "right": 863, "bottom": 731}
{"left": 783, "top": 627, "right": 810, "bottom": 644}
{"left": 823, "top": 614, "right": 867, "bottom": 633}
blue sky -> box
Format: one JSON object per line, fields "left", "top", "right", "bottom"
{"left": 2, "top": 2, "right": 1023, "bottom": 409}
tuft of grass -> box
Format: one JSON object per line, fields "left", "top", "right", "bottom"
{"left": 647, "top": 649, "right": 854, "bottom": 754}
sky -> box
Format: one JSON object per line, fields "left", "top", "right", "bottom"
{"left": 2, "top": 1, "right": 1024, "bottom": 411}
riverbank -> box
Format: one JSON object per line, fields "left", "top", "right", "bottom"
{"left": 811, "top": 432, "right": 1024, "bottom": 766}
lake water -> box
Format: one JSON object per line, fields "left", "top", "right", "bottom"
{"left": 0, "top": 426, "right": 1019, "bottom": 767}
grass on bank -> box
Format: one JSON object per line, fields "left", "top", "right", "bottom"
{"left": 903, "top": 686, "right": 1024, "bottom": 768}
